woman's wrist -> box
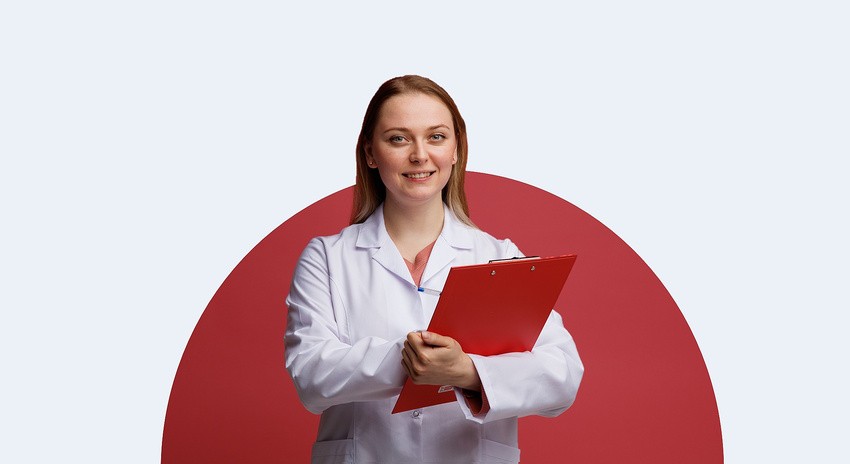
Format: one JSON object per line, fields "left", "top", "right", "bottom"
{"left": 456, "top": 354, "right": 482, "bottom": 391}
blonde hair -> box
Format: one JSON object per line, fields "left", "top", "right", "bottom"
{"left": 351, "top": 75, "right": 474, "bottom": 226}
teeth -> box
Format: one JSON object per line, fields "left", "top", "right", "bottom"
{"left": 405, "top": 172, "right": 432, "bottom": 179}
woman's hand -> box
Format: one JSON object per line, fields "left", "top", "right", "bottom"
{"left": 401, "top": 331, "right": 482, "bottom": 391}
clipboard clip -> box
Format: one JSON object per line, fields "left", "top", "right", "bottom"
{"left": 488, "top": 256, "right": 540, "bottom": 263}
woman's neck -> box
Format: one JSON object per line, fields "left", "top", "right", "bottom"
{"left": 383, "top": 197, "right": 445, "bottom": 262}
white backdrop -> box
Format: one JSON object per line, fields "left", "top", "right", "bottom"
{"left": 2, "top": 1, "right": 848, "bottom": 462}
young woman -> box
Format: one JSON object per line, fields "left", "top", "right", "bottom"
{"left": 285, "top": 75, "right": 583, "bottom": 463}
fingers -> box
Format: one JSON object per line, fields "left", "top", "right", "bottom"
{"left": 402, "top": 333, "right": 439, "bottom": 385}
{"left": 404, "top": 331, "right": 461, "bottom": 364}
{"left": 404, "top": 337, "right": 426, "bottom": 365}
{"left": 420, "top": 331, "right": 453, "bottom": 347}
{"left": 407, "top": 330, "right": 454, "bottom": 348}
{"left": 405, "top": 332, "right": 425, "bottom": 352}
{"left": 401, "top": 342, "right": 427, "bottom": 385}
{"left": 401, "top": 347, "right": 415, "bottom": 379}
{"left": 401, "top": 331, "right": 469, "bottom": 386}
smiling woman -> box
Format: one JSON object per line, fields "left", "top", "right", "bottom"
{"left": 351, "top": 75, "right": 471, "bottom": 228}
{"left": 364, "top": 93, "right": 459, "bottom": 262}
{"left": 283, "top": 75, "right": 584, "bottom": 463}
{"left": 365, "top": 93, "right": 457, "bottom": 209}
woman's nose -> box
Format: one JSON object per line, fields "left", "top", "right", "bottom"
{"left": 409, "top": 140, "right": 428, "bottom": 163}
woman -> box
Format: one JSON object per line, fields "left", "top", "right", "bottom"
{"left": 285, "top": 75, "right": 583, "bottom": 463}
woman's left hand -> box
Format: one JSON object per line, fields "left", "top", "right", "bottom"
{"left": 401, "top": 331, "right": 482, "bottom": 391}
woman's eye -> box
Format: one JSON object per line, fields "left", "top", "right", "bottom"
{"left": 389, "top": 135, "right": 406, "bottom": 143}
{"left": 430, "top": 134, "right": 446, "bottom": 141}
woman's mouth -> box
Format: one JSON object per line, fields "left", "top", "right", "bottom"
{"left": 404, "top": 172, "right": 435, "bottom": 179}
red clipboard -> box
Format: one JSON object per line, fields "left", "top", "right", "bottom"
{"left": 391, "top": 254, "right": 577, "bottom": 414}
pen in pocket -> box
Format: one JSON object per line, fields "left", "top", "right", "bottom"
{"left": 417, "top": 287, "right": 441, "bottom": 296}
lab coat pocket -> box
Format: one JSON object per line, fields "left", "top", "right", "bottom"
{"left": 480, "top": 438, "right": 520, "bottom": 463}
{"left": 311, "top": 438, "right": 355, "bottom": 464}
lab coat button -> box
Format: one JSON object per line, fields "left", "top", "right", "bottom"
{"left": 412, "top": 410, "right": 421, "bottom": 418}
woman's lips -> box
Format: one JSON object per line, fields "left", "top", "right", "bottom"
{"left": 403, "top": 171, "right": 435, "bottom": 179}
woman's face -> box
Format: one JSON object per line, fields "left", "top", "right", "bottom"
{"left": 366, "top": 92, "right": 458, "bottom": 210}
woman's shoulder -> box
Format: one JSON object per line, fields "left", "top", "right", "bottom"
{"left": 299, "top": 222, "right": 364, "bottom": 256}
{"left": 447, "top": 215, "right": 523, "bottom": 260}
{"left": 469, "top": 229, "right": 522, "bottom": 260}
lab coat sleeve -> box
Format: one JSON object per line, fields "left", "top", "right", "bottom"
{"left": 284, "top": 238, "right": 406, "bottom": 414}
{"left": 455, "top": 239, "right": 584, "bottom": 423}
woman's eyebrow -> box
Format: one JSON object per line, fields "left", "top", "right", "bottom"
{"left": 382, "top": 124, "right": 451, "bottom": 135}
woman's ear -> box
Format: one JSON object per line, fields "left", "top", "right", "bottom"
{"left": 452, "top": 150, "right": 458, "bottom": 165}
{"left": 364, "top": 143, "right": 377, "bottom": 168}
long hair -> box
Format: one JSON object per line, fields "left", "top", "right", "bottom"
{"left": 350, "top": 75, "right": 473, "bottom": 226}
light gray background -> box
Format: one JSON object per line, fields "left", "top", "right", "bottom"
{"left": 2, "top": 1, "right": 848, "bottom": 462}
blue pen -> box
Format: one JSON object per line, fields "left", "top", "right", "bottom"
{"left": 417, "top": 287, "right": 441, "bottom": 296}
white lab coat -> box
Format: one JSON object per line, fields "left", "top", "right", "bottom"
{"left": 285, "top": 204, "right": 583, "bottom": 464}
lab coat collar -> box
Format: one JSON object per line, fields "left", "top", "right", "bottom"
{"left": 423, "top": 204, "right": 474, "bottom": 285}
{"left": 355, "top": 203, "right": 474, "bottom": 286}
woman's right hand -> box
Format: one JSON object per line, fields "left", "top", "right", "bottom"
{"left": 401, "top": 331, "right": 482, "bottom": 391}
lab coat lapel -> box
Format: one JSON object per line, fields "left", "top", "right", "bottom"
{"left": 420, "top": 205, "right": 474, "bottom": 286}
{"left": 357, "top": 204, "right": 415, "bottom": 286}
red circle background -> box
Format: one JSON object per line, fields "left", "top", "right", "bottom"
{"left": 161, "top": 172, "right": 723, "bottom": 462}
